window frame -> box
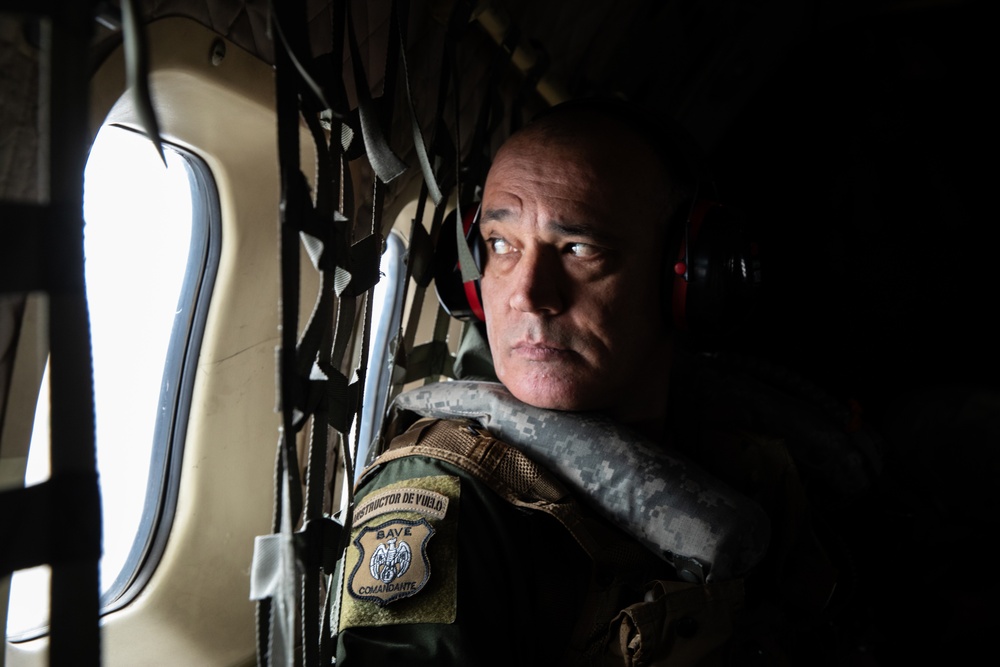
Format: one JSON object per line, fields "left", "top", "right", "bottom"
{"left": 97, "top": 130, "right": 222, "bottom": 613}
{"left": 6, "top": 128, "right": 223, "bottom": 644}
{"left": 354, "top": 230, "right": 407, "bottom": 477}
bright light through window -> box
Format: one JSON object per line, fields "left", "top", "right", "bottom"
{"left": 6, "top": 126, "right": 197, "bottom": 638}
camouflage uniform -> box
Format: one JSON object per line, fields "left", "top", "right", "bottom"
{"left": 336, "top": 414, "right": 748, "bottom": 666}
{"left": 336, "top": 352, "right": 863, "bottom": 665}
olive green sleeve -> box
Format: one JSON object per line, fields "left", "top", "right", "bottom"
{"left": 335, "top": 454, "right": 589, "bottom": 667}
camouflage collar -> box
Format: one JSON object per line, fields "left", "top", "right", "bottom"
{"left": 391, "top": 381, "right": 770, "bottom": 582}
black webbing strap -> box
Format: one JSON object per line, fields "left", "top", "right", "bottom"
{"left": 121, "top": 0, "right": 166, "bottom": 166}
{"left": 0, "top": 1, "right": 104, "bottom": 665}
{"left": 299, "top": 105, "right": 338, "bottom": 667}
{"left": 256, "top": 0, "right": 541, "bottom": 660}
{"left": 402, "top": 6, "right": 515, "bottom": 381}
{"left": 256, "top": 1, "right": 410, "bottom": 664}
{"left": 396, "top": 0, "right": 443, "bottom": 206}
{"left": 345, "top": 0, "right": 406, "bottom": 185}
{"left": 453, "top": 13, "right": 517, "bottom": 285}
{"left": 397, "top": 197, "right": 454, "bottom": 384}
{"left": 1, "top": 0, "right": 182, "bottom": 660}
{"left": 387, "top": 1, "right": 474, "bottom": 403}
{"left": 322, "top": 1, "right": 406, "bottom": 656}
{"left": 0, "top": 474, "right": 101, "bottom": 574}
{"left": 256, "top": 1, "right": 309, "bottom": 665}
{"left": 0, "top": 203, "right": 65, "bottom": 293}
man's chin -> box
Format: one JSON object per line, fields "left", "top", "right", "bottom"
{"left": 501, "top": 375, "right": 596, "bottom": 413}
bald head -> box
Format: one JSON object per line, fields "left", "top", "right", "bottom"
{"left": 506, "top": 99, "right": 696, "bottom": 220}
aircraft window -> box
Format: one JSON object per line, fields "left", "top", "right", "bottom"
{"left": 355, "top": 231, "right": 406, "bottom": 477}
{"left": 5, "top": 125, "right": 220, "bottom": 639}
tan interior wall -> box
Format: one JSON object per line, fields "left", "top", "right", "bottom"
{"left": 5, "top": 17, "right": 317, "bottom": 667}
{"left": 4, "top": 15, "right": 467, "bottom": 666}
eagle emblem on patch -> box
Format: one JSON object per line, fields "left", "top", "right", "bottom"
{"left": 348, "top": 518, "right": 435, "bottom": 606}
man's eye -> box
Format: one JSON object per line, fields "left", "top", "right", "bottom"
{"left": 489, "top": 238, "right": 515, "bottom": 255}
{"left": 567, "top": 242, "right": 599, "bottom": 258}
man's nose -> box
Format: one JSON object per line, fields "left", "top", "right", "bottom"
{"left": 509, "top": 248, "right": 565, "bottom": 314}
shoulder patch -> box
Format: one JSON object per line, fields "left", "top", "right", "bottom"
{"left": 353, "top": 486, "right": 450, "bottom": 524}
{"left": 348, "top": 517, "right": 434, "bottom": 606}
{"left": 339, "top": 474, "right": 459, "bottom": 630}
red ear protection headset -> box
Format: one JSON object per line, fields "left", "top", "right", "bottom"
{"left": 670, "top": 196, "right": 760, "bottom": 337}
{"left": 434, "top": 205, "right": 486, "bottom": 322}
{"left": 433, "top": 98, "right": 760, "bottom": 339}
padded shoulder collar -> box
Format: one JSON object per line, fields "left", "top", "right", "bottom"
{"left": 390, "top": 381, "right": 770, "bottom": 582}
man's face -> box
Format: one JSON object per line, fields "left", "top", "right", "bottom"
{"left": 480, "top": 119, "right": 673, "bottom": 423}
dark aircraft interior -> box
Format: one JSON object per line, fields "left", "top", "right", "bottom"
{"left": 2, "top": 0, "right": 996, "bottom": 665}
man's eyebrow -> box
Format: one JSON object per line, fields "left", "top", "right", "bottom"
{"left": 482, "top": 208, "right": 616, "bottom": 243}
{"left": 547, "top": 220, "right": 609, "bottom": 241}
{"left": 481, "top": 207, "right": 513, "bottom": 223}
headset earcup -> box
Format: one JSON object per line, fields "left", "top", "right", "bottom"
{"left": 434, "top": 206, "right": 486, "bottom": 322}
{"left": 672, "top": 201, "right": 759, "bottom": 338}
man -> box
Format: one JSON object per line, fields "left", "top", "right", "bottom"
{"left": 478, "top": 102, "right": 676, "bottom": 436}
{"left": 335, "top": 100, "right": 781, "bottom": 665}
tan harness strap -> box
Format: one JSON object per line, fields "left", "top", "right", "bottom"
{"left": 372, "top": 418, "right": 661, "bottom": 570}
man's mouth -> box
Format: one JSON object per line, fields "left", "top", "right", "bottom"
{"left": 511, "top": 341, "right": 573, "bottom": 361}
